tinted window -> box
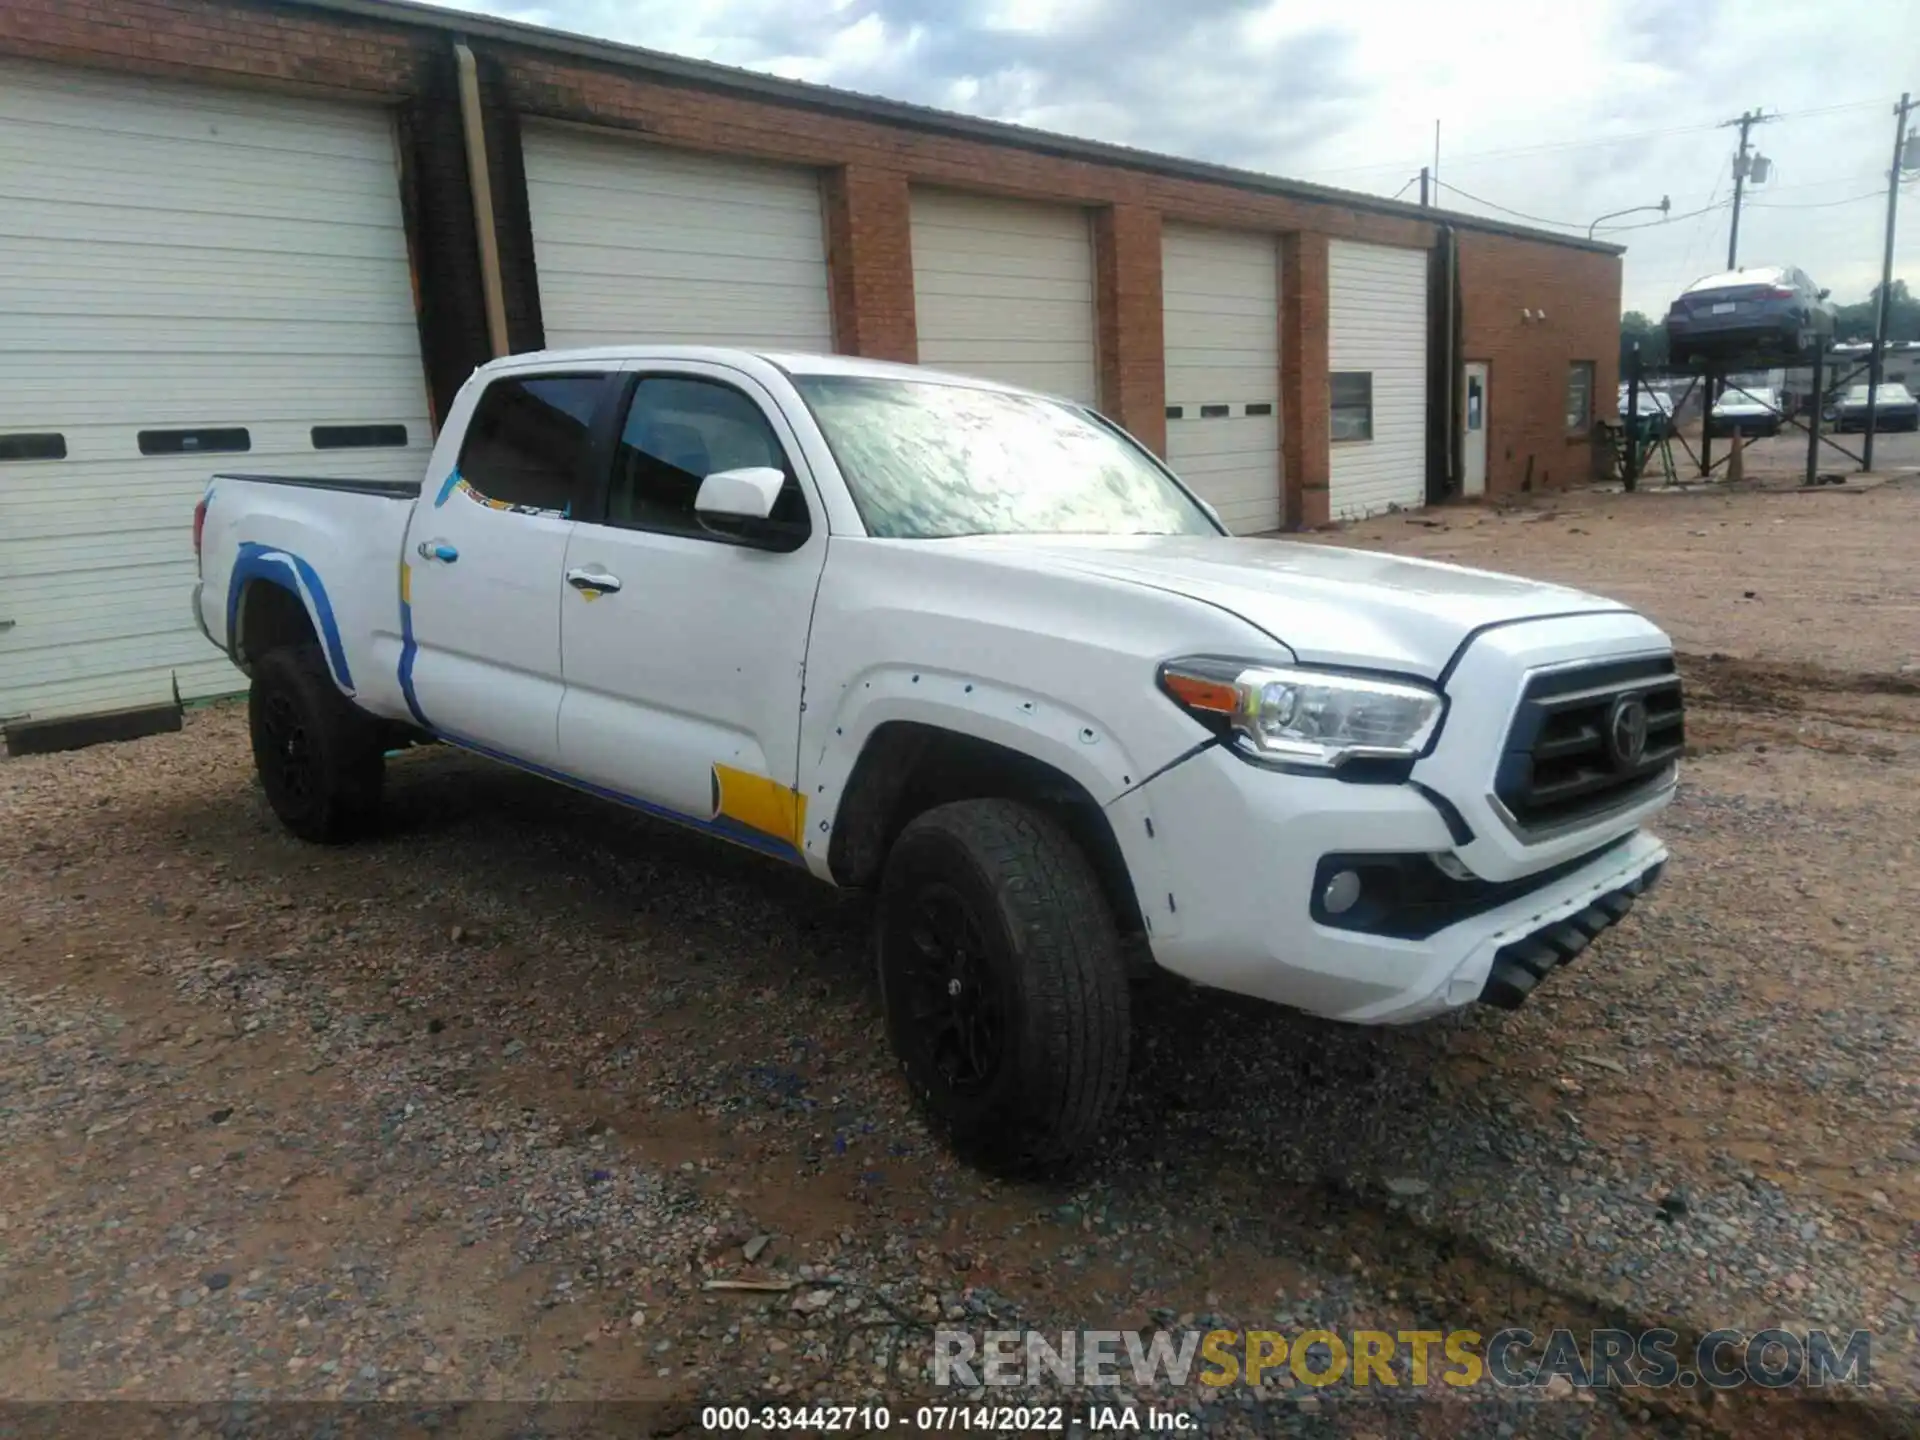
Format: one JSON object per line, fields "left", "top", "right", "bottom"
{"left": 795, "top": 376, "right": 1217, "bottom": 540}
{"left": 139, "top": 427, "right": 249, "bottom": 456}
{"left": 607, "top": 377, "right": 808, "bottom": 541}
{"left": 458, "top": 375, "right": 606, "bottom": 515}
{"left": 0, "top": 433, "right": 66, "bottom": 462}
{"left": 313, "top": 423, "right": 408, "bottom": 450}
{"left": 1331, "top": 372, "right": 1373, "bottom": 442}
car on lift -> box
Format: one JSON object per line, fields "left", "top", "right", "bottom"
{"left": 1830, "top": 382, "right": 1920, "bottom": 432}
{"left": 1665, "top": 266, "right": 1835, "bottom": 367}
{"left": 1707, "top": 385, "right": 1785, "bottom": 438}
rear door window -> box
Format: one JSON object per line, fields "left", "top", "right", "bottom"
{"left": 457, "top": 375, "right": 608, "bottom": 516}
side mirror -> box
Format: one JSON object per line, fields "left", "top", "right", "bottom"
{"left": 695, "top": 466, "right": 783, "bottom": 520}
{"left": 1817, "top": 288, "right": 1831, "bottom": 300}
{"left": 693, "top": 466, "right": 801, "bottom": 550}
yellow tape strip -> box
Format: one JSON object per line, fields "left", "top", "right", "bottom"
{"left": 712, "top": 764, "right": 807, "bottom": 848}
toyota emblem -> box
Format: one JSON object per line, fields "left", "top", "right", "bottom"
{"left": 1607, "top": 693, "right": 1649, "bottom": 769}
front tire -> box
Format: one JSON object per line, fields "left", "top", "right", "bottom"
{"left": 248, "top": 644, "right": 384, "bottom": 843}
{"left": 876, "top": 799, "right": 1130, "bottom": 1175}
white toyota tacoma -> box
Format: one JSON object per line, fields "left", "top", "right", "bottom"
{"left": 194, "top": 347, "right": 1682, "bottom": 1172}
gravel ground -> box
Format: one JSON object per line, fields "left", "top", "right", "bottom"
{"left": 4, "top": 482, "right": 1918, "bottom": 1436}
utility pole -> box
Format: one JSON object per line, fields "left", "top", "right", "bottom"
{"left": 1419, "top": 165, "right": 1430, "bottom": 207}
{"left": 1863, "top": 91, "right": 1915, "bottom": 472}
{"left": 1721, "top": 108, "right": 1775, "bottom": 270}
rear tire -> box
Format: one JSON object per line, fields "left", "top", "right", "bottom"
{"left": 876, "top": 799, "right": 1130, "bottom": 1176}
{"left": 248, "top": 644, "right": 384, "bottom": 844}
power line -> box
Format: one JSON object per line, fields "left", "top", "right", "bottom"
{"left": 1388, "top": 172, "right": 1420, "bottom": 201}
{"left": 1302, "top": 95, "right": 1899, "bottom": 180}
{"left": 1429, "top": 178, "right": 1582, "bottom": 230}
{"left": 1746, "top": 190, "right": 1887, "bottom": 210}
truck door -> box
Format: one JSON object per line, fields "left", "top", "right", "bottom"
{"left": 401, "top": 370, "right": 612, "bottom": 767}
{"left": 556, "top": 364, "right": 829, "bottom": 860}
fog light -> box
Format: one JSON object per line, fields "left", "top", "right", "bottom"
{"left": 1322, "top": 868, "right": 1363, "bottom": 915}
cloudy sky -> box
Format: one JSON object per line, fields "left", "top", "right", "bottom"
{"left": 442, "top": 0, "right": 1918, "bottom": 316}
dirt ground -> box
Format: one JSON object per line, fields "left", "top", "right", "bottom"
{"left": 1701, "top": 423, "right": 1920, "bottom": 483}
{"left": 3, "top": 480, "right": 1918, "bottom": 1436}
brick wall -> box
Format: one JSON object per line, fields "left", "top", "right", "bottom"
{"left": 0, "top": 0, "right": 425, "bottom": 97}
{"left": 1093, "top": 205, "right": 1166, "bottom": 455}
{"left": 823, "top": 167, "right": 917, "bottom": 363}
{"left": 3, "top": 0, "right": 1623, "bottom": 510}
{"left": 1459, "top": 232, "right": 1623, "bottom": 497}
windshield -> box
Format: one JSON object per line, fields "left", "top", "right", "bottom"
{"left": 794, "top": 375, "right": 1221, "bottom": 540}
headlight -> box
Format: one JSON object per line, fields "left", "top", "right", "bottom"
{"left": 1158, "top": 658, "right": 1443, "bottom": 769}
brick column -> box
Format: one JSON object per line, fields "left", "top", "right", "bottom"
{"left": 823, "top": 166, "right": 917, "bottom": 362}
{"left": 1093, "top": 205, "right": 1166, "bottom": 455}
{"left": 1281, "top": 231, "right": 1331, "bottom": 528}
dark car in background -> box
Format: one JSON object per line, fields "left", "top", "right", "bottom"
{"left": 1665, "top": 265, "right": 1835, "bottom": 367}
{"left": 1831, "top": 382, "right": 1920, "bottom": 432}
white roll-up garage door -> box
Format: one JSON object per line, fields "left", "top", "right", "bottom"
{"left": 1162, "top": 224, "right": 1281, "bottom": 533}
{"left": 524, "top": 125, "right": 834, "bottom": 352}
{"left": 0, "top": 61, "right": 434, "bottom": 730}
{"left": 1328, "top": 239, "right": 1429, "bottom": 519}
{"left": 910, "top": 190, "right": 1097, "bottom": 404}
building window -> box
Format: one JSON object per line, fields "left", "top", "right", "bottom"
{"left": 0, "top": 433, "right": 66, "bottom": 462}
{"left": 1330, "top": 372, "right": 1373, "bottom": 442}
{"left": 138, "top": 427, "right": 249, "bottom": 456}
{"left": 313, "top": 423, "right": 409, "bottom": 450}
{"left": 1566, "top": 362, "right": 1595, "bottom": 433}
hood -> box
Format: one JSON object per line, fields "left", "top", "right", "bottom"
{"left": 932, "top": 534, "right": 1629, "bottom": 679}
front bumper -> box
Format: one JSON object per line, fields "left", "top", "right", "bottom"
{"left": 1114, "top": 612, "right": 1678, "bottom": 1025}
{"left": 1124, "top": 742, "right": 1668, "bottom": 1024}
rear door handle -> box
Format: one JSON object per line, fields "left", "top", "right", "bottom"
{"left": 567, "top": 568, "right": 622, "bottom": 595}
{"left": 416, "top": 540, "right": 459, "bottom": 564}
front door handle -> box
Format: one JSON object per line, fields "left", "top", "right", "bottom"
{"left": 567, "top": 568, "right": 622, "bottom": 595}
{"left": 416, "top": 540, "right": 459, "bottom": 564}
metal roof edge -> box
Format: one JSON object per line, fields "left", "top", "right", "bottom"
{"left": 292, "top": 0, "right": 1626, "bottom": 257}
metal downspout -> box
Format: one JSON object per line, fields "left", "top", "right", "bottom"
{"left": 454, "top": 41, "right": 510, "bottom": 358}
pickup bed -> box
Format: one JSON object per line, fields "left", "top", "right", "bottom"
{"left": 194, "top": 346, "right": 1681, "bottom": 1172}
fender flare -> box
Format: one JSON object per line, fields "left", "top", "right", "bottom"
{"left": 803, "top": 667, "right": 1178, "bottom": 919}
{"left": 227, "top": 542, "right": 355, "bottom": 694}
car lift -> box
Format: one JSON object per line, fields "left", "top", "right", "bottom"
{"left": 1620, "top": 346, "right": 1874, "bottom": 490}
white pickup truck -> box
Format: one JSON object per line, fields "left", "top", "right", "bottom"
{"left": 194, "top": 347, "right": 1681, "bottom": 1172}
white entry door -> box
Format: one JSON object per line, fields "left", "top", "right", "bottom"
{"left": 1463, "top": 361, "right": 1489, "bottom": 497}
